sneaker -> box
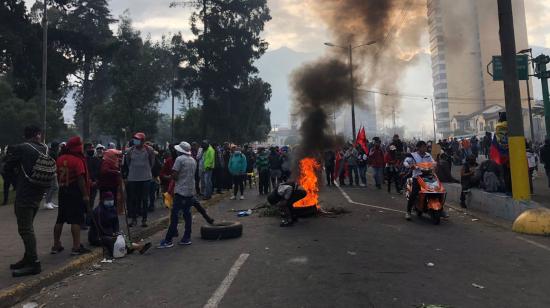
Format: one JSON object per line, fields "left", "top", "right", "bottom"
{"left": 360, "top": 183, "right": 366, "bottom": 187}
{"left": 157, "top": 240, "right": 174, "bottom": 249}
{"left": 178, "top": 239, "right": 192, "bottom": 246}
{"left": 230, "top": 195, "right": 236, "bottom": 200}
{"left": 43, "top": 203, "right": 55, "bottom": 210}
{"left": 71, "top": 245, "right": 91, "bottom": 256}
{"left": 206, "top": 218, "right": 215, "bottom": 225}
{"left": 240, "top": 195, "right": 245, "bottom": 200}
{"left": 51, "top": 202, "right": 59, "bottom": 208}
{"left": 50, "top": 246, "right": 64, "bottom": 254}
{"left": 405, "top": 212, "right": 412, "bottom": 221}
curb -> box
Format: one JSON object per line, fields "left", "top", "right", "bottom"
{"left": 0, "top": 193, "right": 228, "bottom": 308}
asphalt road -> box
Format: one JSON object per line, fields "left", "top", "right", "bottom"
{"left": 20, "top": 183, "right": 550, "bottom": 308}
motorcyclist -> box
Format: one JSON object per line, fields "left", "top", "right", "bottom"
{"left": 403, "top": 140, "right": 434, "bottom": 220}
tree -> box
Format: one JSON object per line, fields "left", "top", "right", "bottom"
{"left": 57, "top": 0, "right": 115, "bottom": 139}
{"left": 94, "top": 14, "right": 164, "bottom": 141}
{"left": 182, "top": 0, "right": 272, "bottom": 142}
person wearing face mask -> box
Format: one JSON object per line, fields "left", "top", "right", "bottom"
{"left": 123, "top": 132, "right": 155, "bottom": 227}
{"left": 88, "top": 192, "right": 151, "bottom": 256}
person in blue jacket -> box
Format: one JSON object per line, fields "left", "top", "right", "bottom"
{"left": 228, "top": 146, "right": 247, "bottom": 200}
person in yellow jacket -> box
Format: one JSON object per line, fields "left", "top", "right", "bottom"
{"left": 202, "top": 140, "right": 215, "bottom": 200}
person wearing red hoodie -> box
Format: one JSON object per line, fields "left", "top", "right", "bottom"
{"left": 368, "top": 137, "right": 385, "bottom": 189}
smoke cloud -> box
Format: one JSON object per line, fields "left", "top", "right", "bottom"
{"left": 291, "top": 0, "right": 427, "bottom": 163}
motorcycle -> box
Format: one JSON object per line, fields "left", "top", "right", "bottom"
{"left": 405, "top": 162, "right": 447, "bottom": 225}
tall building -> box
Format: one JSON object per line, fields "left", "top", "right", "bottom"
{"left": 427, "top": 0, "right": 531, "bottom": 137}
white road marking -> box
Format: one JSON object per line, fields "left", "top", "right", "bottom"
{"left": 517, "top": 236, "right": 550, "bottom": 253}
{"left": 204, "top": 253, "right": 250, "bottom": 308}
{"left": 335, "top": 184, "right": 406, "bottom": 214}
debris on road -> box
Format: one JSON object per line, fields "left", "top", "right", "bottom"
{"left": 472, "top": 218, "right": 479, "bottom": 222}
{"left": 101, "top": 258, "right": 113, "bottom": 263}
{"left": 347, "top": 251, "right": 357, "bottom": 256}
{"left": 426, "top": 262, "right": 435, "bottom": 267}
{"left": 22, "top": 302, "right": 39, "bottom": 308}
{"left": 237, "top": 209, "right": 252, "bottom": 217}
{"left": 472, "top": 283, "right": 485, "bottom": 289}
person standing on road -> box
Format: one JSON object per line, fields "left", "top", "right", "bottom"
{"left": 124, "top": 132, "right": 155, "bottom": 228}
{"left": 229, "top": 146, "right": 248, "bottom": 200}
{"left": 52, "top": 136, "right": 92, "bottom": 256}
{"left": 1, "top": 145, "right": 17, "bottom": 206}
{"left": 345, "top": 145, "right": 359, "bottom": 186}
{"left": 403, "top": 141, "right": 435, "bottom": 220}
{"left": 390, "top": 134, "right": 405, "bottom": 154}
{"left": 540, "top": 138, "right": 550, "bottom": 188}
{"left": 43, "top": 142, "right": 60, "bottom": 210}
{"left": 368, "top": 138, "right": 385, "bottom": 189}
{"left": 526, "top": 145, "right": 538, "bottom": 194}
{"left": 5, "top": 126, "right": 55, "bottom": 277}
{"left": 256, "top": 147, "right": 270, "bottom": 195}
{"left": 357, "top": 145, "right": 368, "bottom": 187}
{"left": 324, "top": 149, "right": 336, "bottom": 186}
{"left": 269, "top": 147, "right": 283, "bottom": 189}
{"left": 384, "top": 145, "right": 402, "bottom": 193}
{"left": 244, "top": 145, "right": 256, "bottom": 189}
{"left": 158, "top": 142, "right": 202, "bottom": 248}
{"left": 201, "top": 140, "right": 215, "bottom": 200}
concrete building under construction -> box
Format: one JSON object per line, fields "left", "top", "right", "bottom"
{"left": 427, "top": 0, "right": 532, "bottom": 137}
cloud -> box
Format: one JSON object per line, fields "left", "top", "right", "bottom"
{"left": 524, "top": 0, "right": 550, "bottom": 47}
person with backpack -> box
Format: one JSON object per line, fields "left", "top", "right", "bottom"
{"left": 5, "top": 125, "right": 56, "bottom": 277}
{"left": 123, "top": 132, "right": 155, "bottom": 227}
{"left": 52, "top": 136, "right": 92, "bottom": 256}
{"left": 228, "top": 146, "right": 248, "bottom": 200}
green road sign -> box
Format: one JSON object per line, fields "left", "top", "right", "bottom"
{"left": 492, "top": 54, "right": 529, "bottom": 81}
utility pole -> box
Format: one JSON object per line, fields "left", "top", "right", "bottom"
{"left": 497, "top": 0, "right": 530, "bottom": 201}
{"left": 349, "top": 44, "right": 356, "bottom": 141}
{"left": 41, "top": 0, "right": 48, "bottom": 143}
{"left": 533, "top": 55, "right": 550, "bottom": 137}
{"left": 430, "top": 98, "right": 437, "bottom": 141}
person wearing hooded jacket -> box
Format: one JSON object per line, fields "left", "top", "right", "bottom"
{"left": 229, "top": 146, "right": 248, "bottom": 200}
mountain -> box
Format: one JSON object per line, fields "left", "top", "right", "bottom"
{"left": 256, "top": 46, "right": 319, "bottom": 127}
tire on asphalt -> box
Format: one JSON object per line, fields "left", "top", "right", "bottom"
{"left": 201, "top": 221, "right": 243, "bottom": 240}
{"left": 292, "top": 205, "right": 317, "bottom": 218}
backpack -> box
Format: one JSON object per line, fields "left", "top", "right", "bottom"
{"left": 21, "top": 143, "right": 57, "bottom": 188}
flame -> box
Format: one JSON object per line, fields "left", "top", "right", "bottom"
{"left": 293, "top": 157, "right": 321, "bottom": 208}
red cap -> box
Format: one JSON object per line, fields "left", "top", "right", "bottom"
{"left": 66, "top": 136, "right": 83, "bottom": 153}
{"left": 133, "top": 132, "right": 146, "bottom": 140}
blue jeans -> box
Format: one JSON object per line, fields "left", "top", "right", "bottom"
{"left": 164, "top": 194, "right": 196, "bottom": 242}
{"left": 358, "top": 165, "right": 367, "bottom": 185}
{"left": 348, "top": 165, "right": 359, "bottom": 185}
{"left": 372, "top": 167, "right": 384, "bottom": 186}
{"left": 149, "top": 180, "right": 159, "bottom": 209}
{"left": 203, "top": 170, "right": 213, "bottom": 198}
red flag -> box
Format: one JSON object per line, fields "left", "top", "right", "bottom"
{"left": 355, "top": 126, "right": 369, "bottom": 154}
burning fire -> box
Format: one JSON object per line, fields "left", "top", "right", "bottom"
{"left": 293, "top": 157, "right": 321, "bottom": 208}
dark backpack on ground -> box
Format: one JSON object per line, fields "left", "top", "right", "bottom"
{"left": 21, "top": 143, "right": 56, "bottom": 188}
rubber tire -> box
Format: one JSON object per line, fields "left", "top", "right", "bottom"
{"left": 201, "top": 221, "right": 243, "bottom": 240}
{"left": 293, "top": 206, "right": 317, "bottom": 218}
{"left": 430, "top": 210, "right": 441, "bottom": 225}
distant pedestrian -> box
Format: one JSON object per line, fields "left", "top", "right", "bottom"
{"left": 357, "top": 146, "right": 368, "bottom": 187}
{"left": 244, "top": 145, "right": 256, "bottom": 189}
{"left": 97, "top": 149, "right": 125, "bottom": 215}
{"left": 460, "top": 155, "right": 479, "bottom": 208}
{"left": 323, "top": 150, "right": 335, "bottom": 186}
{"left": 228, "top": 146, "right": 247, "bottom": 200}
{"left": 256, "top": 147, "right": 270, "bottom": 195}
{"left": 6, "top": 126, "right": 56, "bottom": 277}
{"left": 368, "top": 138, "right": 385, "bottom": 189}
{"left": 345, "top": 145, "right": 359, "bottom": 186}
{"left": 53, "top": 136, "right": 92, "bottom": 256}
{"left": 269, "top": 147, "right": 283, "bottom": 189}
{"left": 201, "top": 140, "right": 215, "bottom": 200}
{"left": 527, "top": 145, "right": 538, "bottom": 194}
{"left": 384, "top": 145, "right": 402, "bottom": 193}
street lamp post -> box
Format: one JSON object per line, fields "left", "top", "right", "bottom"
{"left": 425, "top": 97, "right": 437, "bottom": 141}
{"left": 42, "top": 0, "right": 48, "bottom": 142}
{"left": 324, "top": 41, "right": 376, "bottom": 140}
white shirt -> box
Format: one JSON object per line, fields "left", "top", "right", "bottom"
{"left": 527, "top": 152, "right": 537, "bottom": 169}
{"left": 403, "top": 152, "right": 435, "bottom": 177}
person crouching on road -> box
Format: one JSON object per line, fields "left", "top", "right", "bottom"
{"left": 52, "top": 136, "right": 92, "bottom": 256}
{"left": 158, "top": 142, "right": 209, "bottom": 248}
{"left": 89, "top": 191, "right": 151, "bottom": 256}
{"left": 275, "top": 182, "right": 307, "bottom": 227}
{"left": 229, "top": 146, "right": 248, "bottom": 200}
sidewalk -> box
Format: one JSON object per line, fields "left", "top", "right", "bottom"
{"left": 0, "top": 196, "right": 169, "bottom": 291}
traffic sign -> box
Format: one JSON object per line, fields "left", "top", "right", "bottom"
{"left": 492, "top": 54, "right": 529, "bottom": 81}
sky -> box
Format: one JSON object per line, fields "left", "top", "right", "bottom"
{"left": 23, "top": 0, "right": 550, "bottom": 134}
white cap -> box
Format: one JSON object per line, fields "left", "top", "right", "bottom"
{"left": 175, "top": 141, "right": 191, "bottom": 155}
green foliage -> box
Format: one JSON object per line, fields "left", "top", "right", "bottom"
{"left": 94, "top": 15, "right": 164, "bottom": 140}
{"left": 182, "top": 0, "right": 273, "bottom": 143}
{"left": 174, "top": 107, "right": 203, "bottom": 142}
